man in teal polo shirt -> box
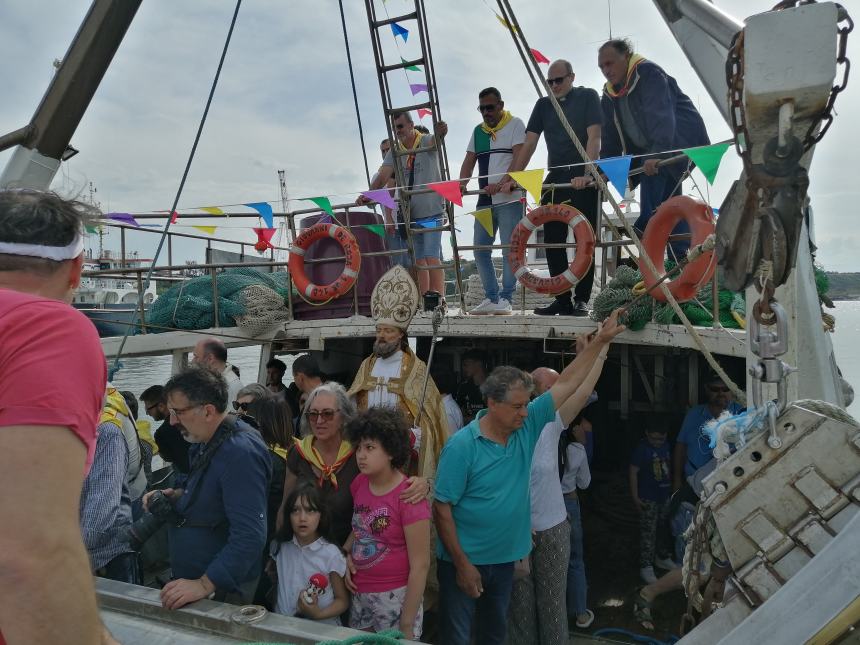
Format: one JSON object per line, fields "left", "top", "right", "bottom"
{"left": 433, "top": 310, "right": 624, "bottom": 645}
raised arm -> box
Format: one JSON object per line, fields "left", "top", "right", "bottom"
{"left": 550, "top": 309, "right": 624, "bottom": 410}
{"left": 558, "top": 343, "right": 609, "bottom": 426}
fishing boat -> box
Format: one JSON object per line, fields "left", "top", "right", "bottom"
{"left": 1, "top": 0, "right": 857, "bottom": 643}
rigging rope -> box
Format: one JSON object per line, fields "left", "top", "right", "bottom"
{"left": 111, "top": 0, "right": 244, "bottom": 371}
{"left": 497, "top": 0, "right": 747, "bottom": 405}
{"left": 338, "top": 0, "right": 372, "bottom": 186}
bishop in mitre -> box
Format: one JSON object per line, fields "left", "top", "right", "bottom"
{"left": 348, "top": 265, "right": 451, "bottom": 480}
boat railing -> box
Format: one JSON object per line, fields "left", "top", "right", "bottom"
{"left": 86, "top": 182, "right": 723, "bottom": 336}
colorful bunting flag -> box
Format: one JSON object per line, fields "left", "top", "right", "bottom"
{"left": 683, "top": 142, "right": 731, "bottom": 185}
{"left": 531, "top": 48, "right": 550, "bottom": 64}
{"left": 474, "top": 208, "right": 494, "bottom": 236}
{"left": 415, "top": 218, "right": 440, "bottom": 228}
{"left": 192, "top": 225, "right": 217, "bottom": 235}
{"left": 169, "top": 210, "right": 179, "bottom": 224}
{"left": 107, "top": 213, "right": 141, "bottom": 227}
{"left": 361, "top": 189, "right": 397, "bottom": 209}
{"left": 401, "top": 57, "right": 422, "bottom": 72}
{"left": 200, "top": 206, "right": 225, "bottom": 215}
{"left": 253, "top": 227, "right": 276, "bottom": 251}
{"left": 244, "top": 202, "right": 273, "bottom": 228}
{"left": 417, "top": 108, "right": 432, "bottom": 119}
{"left": 364, "top": 224, "right": 386, "bottom": 238}
{"left": 508, "top": 169, "right": 544, "bottom": 204}
{"left": 307, "top": 196, "right": 335, "bottom": 217}
{"left": 410, "top": 83, "right": 428, "bottom": 95}
{"left": 427, "top": 180, "right": 463, "bottom": 207}
{"left": 85, "top": 225, "right": 99, "bottom": 234}
{"left": 391, "top": 22, "right": 409, "bottom": 41}
{"left": 596, "top": 155, "right": 632, "bottom": 196}
{"left": 495, "top": 12, "right": 518, "bottom": 33}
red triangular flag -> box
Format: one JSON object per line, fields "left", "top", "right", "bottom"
{"left": 253, "top": 227, "right": 276, "bottom": 250}
{"left": 427, "top": 180, "right": 463, "bottom": 207}
{"left": 417, "top": 108, "right": 432, "bottom": 119}
{"left": 169, "top": 210, "right": 179, "bottom": 224}
{"left": 531, "top": 48, "right": 550, "bottom": 64}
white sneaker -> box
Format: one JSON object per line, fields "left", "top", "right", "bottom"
{"left": 655, "top": 556, "right": 681, "bottom": 570}
{"left": 640, "top": 566, "right": 658, "bottom": 584}
{"left": 494, "top": 298, "right": 513, "bottom": 315}
{"left": 469, "top": 298, "right": 497, "bottom": 315}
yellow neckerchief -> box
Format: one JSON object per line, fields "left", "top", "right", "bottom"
{"left": 396, "top": 131, "right": 424, "bottom": 170}
{"left": 292, "top": 435, "right": 354, "bottom": 489}
{"left": 100, "top": 387, "right": 130, "bottom": 428}
{"left": 603, "top": 53, "right": 647, "bottom": 98}
{"left": 480, "top": 110, "right": 513, "bottom": 141}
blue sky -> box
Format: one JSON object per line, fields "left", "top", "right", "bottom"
{"left": 1, "top": 0, "right": 857, "bottom": 271}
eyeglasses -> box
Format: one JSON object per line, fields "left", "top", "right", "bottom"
{"left": 477, "top": 103, "right": 499, "bottom": 113}
{"left": 232, "top": 400, "right": 250, "bottom": 411}
{"left": 168, "top": 404, "right": 201, "bottom": 418}
{"left": 306, "top": 409, "right": 337, "bottom": 422}
{"left": 547, "top": 75, "right": 570, "bottom": 86}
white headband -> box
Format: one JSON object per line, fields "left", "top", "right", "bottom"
{"left": 0, "top": 234, "right": 84, "bottom": 261}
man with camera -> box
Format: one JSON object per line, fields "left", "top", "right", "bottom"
{"left": 140, "top": 366, "right": 272, "bottom": 610}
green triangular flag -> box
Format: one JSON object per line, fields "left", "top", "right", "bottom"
{"left": 684, "top": 142, "right": 731, "bottom": 185}
{"left": 364, "top": 224, "right": 385, "bottom": 238}
{"left": 85, "top": 225, "right": 99, "bottom": 234}
{"left": 307, "top": 196, "right": 334, "bottom": 217}
{"left": 401, "top": 57, "right": 422, "bottom": 72}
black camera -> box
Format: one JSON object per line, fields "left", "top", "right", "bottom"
{"left": 127, "top": 490, "right": 182, "bottom": 550}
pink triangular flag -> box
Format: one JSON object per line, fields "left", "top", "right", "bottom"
{"left": 417, "top": 108, "right": 432, "bottom": 119}
{"left": 531, "top": 48, "right": 550, "bottom": 64}
{"left": 427, "top": 180, "right": 463, "bottom": 207}
{"left": 361, "top": 189, "right": 397, "bottom": 209}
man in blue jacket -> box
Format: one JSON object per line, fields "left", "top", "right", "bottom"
{"left": 144, "top": 366, "right": 272, "bottom": 609}
{"left": 598, "top": 38, "right": 709, "bottom": 255}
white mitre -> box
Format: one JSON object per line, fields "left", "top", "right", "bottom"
{"left": 371, "top": 265, "right": 419, "bottom": 330}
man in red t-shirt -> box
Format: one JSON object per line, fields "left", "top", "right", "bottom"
{"left": 0, "top": 190, "right": 114, "bottom": 645}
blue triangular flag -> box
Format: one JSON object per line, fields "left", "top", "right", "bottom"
{"left": 391, "top": 22, "right": 409, "bottom": 42}
{"left": 596, "top": 155, "right": 632, "bottom": 196}
{"left": 244, "top": 202, "right": 273, "bottom": 228}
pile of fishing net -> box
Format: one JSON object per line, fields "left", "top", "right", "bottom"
{"left": 591, "top": 263, "right": 746, "bottom": 331}
{"left": 147, "top": 267, "right": 293, "bottom": 335}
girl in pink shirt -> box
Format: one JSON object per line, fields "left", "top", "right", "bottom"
{"left": 344, "top": 408, "right": 431, "bottom": 640}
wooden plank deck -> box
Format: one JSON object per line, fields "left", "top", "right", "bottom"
{"left": 102, "top": 310, "right": 745, "bottom": 358}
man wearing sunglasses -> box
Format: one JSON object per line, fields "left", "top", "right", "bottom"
{"left": 505, "top": 59, "right": 602, "bottom": 317}
{"left": 673, "top": 370, "right": 743, "bottom": 492}
{"left": 458, "top": 87, "right": 526, "bottom": 316}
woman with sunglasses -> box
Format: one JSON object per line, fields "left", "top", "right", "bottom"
{"left": 232, "top": 383, "right": 270, "bottom": 414}
{"left": 278, "top": 382, "right": 430, "bottom": 548}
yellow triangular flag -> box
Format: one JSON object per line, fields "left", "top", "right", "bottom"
{"left": 508, "top": 169, "right": 544, "bottom": 204}
{"left": 200, "top": 206, "right": 225, "bottom": 215}
{"left": 474, "top": 208, "right": 494, "bottom": 237}
{"left": 495, "top": 12, "right": 519, "bottom": 33}
{"left": 192, "top": 225, "right": 217, "bottom": 235}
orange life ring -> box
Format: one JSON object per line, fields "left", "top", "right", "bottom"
{"left": 508, "top": 203, "right": 595, "bottom": 295}
{"left": 640, "top": 195, "right": 715, "bottom": 303}
{"left": 288, "top": 222, "right": 361, "bottom": 302}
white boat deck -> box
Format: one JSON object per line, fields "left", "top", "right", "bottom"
{"left": 101, "top": 309, "right": 745, "bottom": 358}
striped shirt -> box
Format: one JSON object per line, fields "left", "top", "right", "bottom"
{"left": 467, "top": 116, "right": 526, "bottom": 207}
{"left": 80, "top": 422, "right": 134, "bottom": 570}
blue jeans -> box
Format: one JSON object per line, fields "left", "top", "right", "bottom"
{"left": 385, "top": 232, "right": 412, "bottom": 268}
{"left": 438, "top": 558, "right": 514, "bottom": 645}
{"left": 473, "top": 200, "right": 523, "bottom": 302}
{"left": 636, "top": 166, "right": 690, "bottom": 259}
{"left": 565, "top": 497, "right": 588, "bottom": 616}
{"left": 98, "top": 552, "right": 141, "bottom": 585}
{"left": 410, "top": 214, "right": 443, "bottom": 260}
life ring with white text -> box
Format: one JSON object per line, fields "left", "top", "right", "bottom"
{"left": 288, "top": 223, "right": 361, "bottom": 302}
{"left": 508, "top": 203, "right": 595, "bottom": 295}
